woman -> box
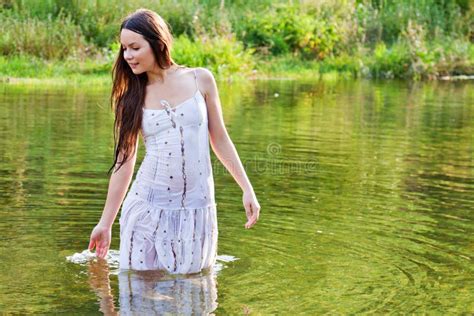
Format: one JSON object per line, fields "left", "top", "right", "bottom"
{"left": 88, "top": 8, "right": 260, "bottom": 275}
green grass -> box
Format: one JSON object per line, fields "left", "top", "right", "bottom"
{"left": 1, "top": 0, "right": 473, "bottom": 82}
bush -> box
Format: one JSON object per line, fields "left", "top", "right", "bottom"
{"left": 355, "top": 0, "right": 470, "bottom": 45}
{"left": 368, "top": 42, "right": 411, "bottom": 79}
{"left": 0, "top": 10, "right": 88, "bottom": 60}
{"left": 171, "top": 34, "right": 255, "bottom": 78}
{"left": 235, "top": 4, "right": 340, "bottom": 60}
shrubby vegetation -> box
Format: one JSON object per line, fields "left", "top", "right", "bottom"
{"left": 0, "top": 0, "right": 472, "bottom": 81}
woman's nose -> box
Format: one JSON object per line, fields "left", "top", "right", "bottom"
{"left": 124, "top": 50, "right": 133, "bottom": 61}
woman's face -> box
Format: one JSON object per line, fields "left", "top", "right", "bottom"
{"left": 120, "top": 28, "right": 158, "bottom": 74}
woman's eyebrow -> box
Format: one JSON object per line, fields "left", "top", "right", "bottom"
{"left": 121, "top": 41, "right": 138, "bottom": 46}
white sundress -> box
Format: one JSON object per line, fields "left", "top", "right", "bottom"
{"left": 119, "top": 68, "right": 218, "bottom": 274}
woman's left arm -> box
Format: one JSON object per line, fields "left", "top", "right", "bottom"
{"left": 198, "top": 67, "right": 260, "bottom": 229}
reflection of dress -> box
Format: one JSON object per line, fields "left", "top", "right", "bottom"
{"left": 119, "top": 68, "right": 218, "bottom": 274}
{"left": 118, "top": 270, "right": 218, "bottom": 315}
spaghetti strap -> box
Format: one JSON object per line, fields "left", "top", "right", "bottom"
{"left": 193, "top": 68, "right": 199, "bottom": 92}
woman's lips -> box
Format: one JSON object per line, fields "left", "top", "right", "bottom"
{"left": 130, "top": 63, "right": 139, "bottom": 69}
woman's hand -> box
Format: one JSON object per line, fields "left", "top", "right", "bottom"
{"left": 243, "top": 190, "right": 260, "bottom": 229}
{"left": 88, "top": 223, "right": 112, "bottom": 259}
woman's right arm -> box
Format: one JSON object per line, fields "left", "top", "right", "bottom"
{"left": 98, "top": 137, "right": 139, "bottom": 229}
{"left": 89, "top": 137, "right": 139, "bottom": 259}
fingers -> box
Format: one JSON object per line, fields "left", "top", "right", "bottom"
{"left": 97, "top": 247, "right": 104, "bottom": 259}
{"left": 245, "top": 216, "right": 257, "bottom": 229}
{"left": 88, "top": 238, "right": 95, "bottom": 251}
{"left": 246, "top": 214, "right": 258, "bottom": 228}
{"left": 245, "top": 203, "right": 252, "bottom": 218}
{"left": 250, "top": 203, "right": 260, "bottom": 226}
{"left": 244, "top": 203, "right": 253, "bottom": 229}
{"left": 100, "top": 248, "right": 107, "bottom": 259}
{"left": 96, "top": 240, "right": 109, "bottom": 259}
{"left": 255, "top": 205, "right": 260, "bottom": 220}
{"left": 90, "top": 238, "right": 105, "bottom": 259}
{"left": 101, "top": 248, "right": 109, "bottom": 259}
{"left": 89, "top": 227, "right": 111, "bottom": 258}
{"left": 245, "top": 202, "right": 260, "bottom": 229}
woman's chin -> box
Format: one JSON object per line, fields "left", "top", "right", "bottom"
{"left": 131, "top": 68, "right": 144, "bottom": 74}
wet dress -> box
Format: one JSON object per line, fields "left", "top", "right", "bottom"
{"left": 119, "top": 68, "right": 218, "bottom": 274}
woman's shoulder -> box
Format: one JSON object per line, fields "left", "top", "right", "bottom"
{"left": 192, "top": 67, "right": 213, "bottom": 79}
{"left": 193, "top": 67, "right": 216, "bottom": 91}
{"left": 178, "top": 66, "right": 213, "bottom": 82}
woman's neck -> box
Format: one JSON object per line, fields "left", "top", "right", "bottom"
{"left": 146, "top": 64, "right": 181, "bottom": 85}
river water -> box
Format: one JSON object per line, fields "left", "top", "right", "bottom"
{"left": 0, "top": 78, "right": 472, "bottom": 314}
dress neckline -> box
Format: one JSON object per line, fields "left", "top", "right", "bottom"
{"left": 143, "top": 89, "right": 203, "bottom": 112}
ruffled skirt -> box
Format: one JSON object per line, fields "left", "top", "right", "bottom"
{"left": 119, "top": 196, "right": 218, "bottom": 275}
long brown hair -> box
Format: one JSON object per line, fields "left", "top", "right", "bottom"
{"left": 108, "top": 8, "right": 185, "bottom": 175}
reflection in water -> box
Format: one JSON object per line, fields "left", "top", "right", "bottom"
{"left": 88, "top": 259, "right": 119, "bottom": 316}
{"left": 118, "top": 269, "right": 218, "bottom": 315}
{"left": 80, "top": 250, "right": 223, "bottom": 315}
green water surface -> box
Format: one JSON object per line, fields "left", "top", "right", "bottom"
{"left": 0, "top": 78, "right": 472, "bottom": 314}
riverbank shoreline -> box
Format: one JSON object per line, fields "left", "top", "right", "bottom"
{"left": 2, "top": 71, "right": 473, "bottom": 87}
{"left": 2, "top": 49, "right": 473, "bottom": 86}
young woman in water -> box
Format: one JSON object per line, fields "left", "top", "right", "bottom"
{"left": 87, "top": 8, "right": 260, "bottom": 274}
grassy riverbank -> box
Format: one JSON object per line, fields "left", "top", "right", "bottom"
{"left": 1, "top": 0, "right": 473, "bottom": 83}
